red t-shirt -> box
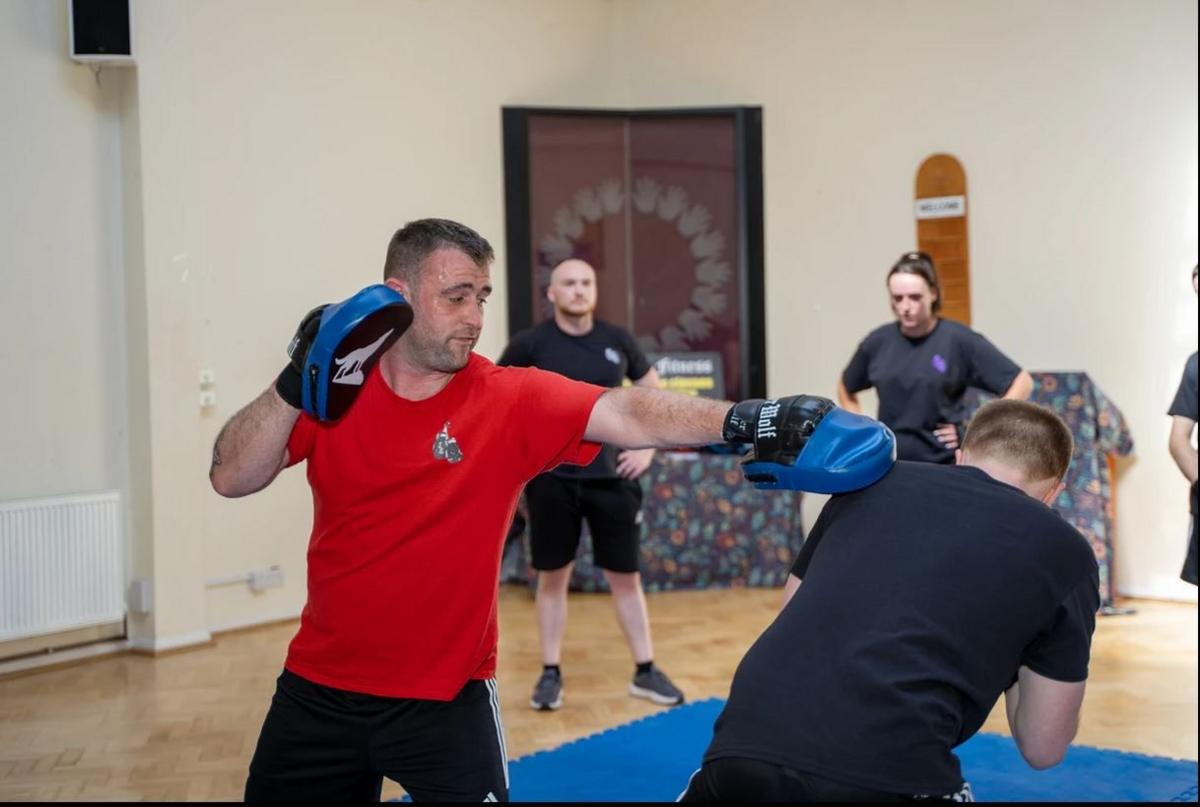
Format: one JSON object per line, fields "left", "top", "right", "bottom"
{"left": 283, "top": 353, "right": 604, "bottom": 699}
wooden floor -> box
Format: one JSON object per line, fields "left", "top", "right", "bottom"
{"left": 0, "top": 588, "right": 1195, "bottom": 801}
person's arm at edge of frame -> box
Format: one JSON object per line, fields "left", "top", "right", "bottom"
{"left": 585, "top": 385, "right": 731, "bottom": 449}
{"left": 1002, "top": 369, "right": 1034, "bottom": 401}
{"left": 209, "top": 386, "right": 298, "bottom": 498}
{"left": 614, "top": 368, "right": 664, "bottom": 479}
{"left": 836, "top": 378, "right": 864, "bottom": 414}
{"left": 1168, "top": 415, "right": 1198, "bottom": 484}
{"left": 1003, "top": 666, "right": 1086, "bottom": 769}
{"left": 634, "top": 367, "right": 663, "bottom": 391}
{"left": 936, "top": 367, "right": 1034, "bottom": 450}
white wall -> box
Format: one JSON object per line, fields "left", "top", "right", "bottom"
{"left": 2, "top": 0, "right": 1194, "bottom": 651}
{"left": 124, "top": 0, "right": 622, "bottom": 644}
{"left": 0, "top": 1, "right": 143, "bottom": 640}
{"left": 0, "top": 1, "right": 129, "bottom": 502}
{"left": 613, "top": 0, "right": 1198, "bottom": 602}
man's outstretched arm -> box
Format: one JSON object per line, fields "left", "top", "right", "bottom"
{"left": 586, "top": 387, "right": 897, "bottom": 495}
{"left": 584, "top": 387, "right": 730, "bottom": 449}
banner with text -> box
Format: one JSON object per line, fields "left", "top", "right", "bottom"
{"left": 646, "top": 351, "right": 725, "bottom": 400}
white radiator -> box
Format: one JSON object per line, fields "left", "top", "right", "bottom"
{"left": 0, "top": 491, "right": 125, "bottom": 642}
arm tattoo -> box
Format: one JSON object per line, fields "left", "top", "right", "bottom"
{"left": 209, "top": 419, "right": 232, "bottom": 476}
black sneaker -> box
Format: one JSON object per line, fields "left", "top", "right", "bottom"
{"left": 530, "top": 669, "right": 563, "bottom": 711}
{"left": 630, "top": 666, "right": 685, "bottom": 706}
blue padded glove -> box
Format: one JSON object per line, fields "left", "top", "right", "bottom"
{"left": 722, "top": 395, "right": 896, "bottom": 493}
{"left": 275, "top": 284, "right": 412, "bottom": 421}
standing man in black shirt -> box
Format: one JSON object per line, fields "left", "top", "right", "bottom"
{"left": 838, "top": 251, "right": 1033, "bottom": 463}
{"left": 499, "top": 258, "right": 685, "bottom": 711}
{"left": 1167, "top": 265, "right": 1198, "bottom": 585}
{"left": 681, "top": 400, "right": 1100, "bottom": 802}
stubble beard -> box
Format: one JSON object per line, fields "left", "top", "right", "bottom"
{"left": 406, "top": 328, "right": 474, "bottom": 373}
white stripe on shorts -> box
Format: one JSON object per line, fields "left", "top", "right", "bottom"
{"left": 676, "top": 767, "right": 701, "bottom": 801}
{"left": 484, "top": 678, "right": 509, "bottom": 789}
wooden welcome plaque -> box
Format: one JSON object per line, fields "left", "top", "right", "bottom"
{"left": 915, "top": 155, "right": 970, "bottom": 326}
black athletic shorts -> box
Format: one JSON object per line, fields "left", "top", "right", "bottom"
{"left": 244, "top": 669, "right": 509, "bottom": 803}
{"left": 1182, "top": 516, "right": 1197, "bottom": 586}
{"left": 679, "top": 757, "right": 974, "bottom": 802}
{"left": 525, "top": 473, "right": 643, "bottom": 573}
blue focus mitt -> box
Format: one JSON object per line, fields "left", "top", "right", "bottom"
{"left": 722, "top": 395, "right": 896, "bottom": 493}
{"left": 275, "top": 284, "right": 413, "bottom": 421}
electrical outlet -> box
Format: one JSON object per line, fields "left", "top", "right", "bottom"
{"left": 249, "top": 565, "right": 285, "bottom": 592}
{"left": 199, "top": 368, "right": 216, "bottom": 387}
{"left": 200, "top": 390, "right": 217, "bottom": 408}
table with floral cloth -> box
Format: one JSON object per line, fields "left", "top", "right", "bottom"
{"left": 963, "top": 371, "right": 1134, "bottom": 607}
{"left": 501, "top": 451, "right": 805, "bottom": 593}
{"left": 502, "top": 372, "right": 1132, "bottom": 600}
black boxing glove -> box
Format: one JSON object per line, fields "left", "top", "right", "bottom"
{"left": 275, "top": 304, "right": 328, "bottom": 410}
{"left": 723, "top": 395, "right": 837, "bottom": 462}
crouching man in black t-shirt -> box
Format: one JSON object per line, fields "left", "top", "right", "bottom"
{"left": 681, "top": 399, "right": 1100, "bottom": 802}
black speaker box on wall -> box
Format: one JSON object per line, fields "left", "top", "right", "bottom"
{"left": 69, "top": 0, "right": 135, "bottom": 64}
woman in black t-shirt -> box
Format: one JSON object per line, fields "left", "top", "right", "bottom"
{"left": 837, "top": 251, "right": 1034, "bottom": 463}
{"left": 1167, "top": 264, "right": 1198, "bottom": 585}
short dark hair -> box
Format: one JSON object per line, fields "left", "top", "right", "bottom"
{"left": 887, "top": 251, "right": 942, "bottom": 313}
{"left": 383, "top": 218, "right": 494, "bottom": 284}
{"left": 962, "top": 399, "right": 1073, "bottom": 483}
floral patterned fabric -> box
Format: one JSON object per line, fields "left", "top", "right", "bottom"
{"left": 963, "top": 372, "right": 1134, "bottom": 606}
{"left": 501, "top": 452, "right": 805, "bottom": 593}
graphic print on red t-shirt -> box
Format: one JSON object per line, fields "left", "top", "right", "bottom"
{"left": 283, "top": 353, "right": 604, "bottom": 699}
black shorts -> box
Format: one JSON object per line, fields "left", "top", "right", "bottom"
{"left": 244, "top": 669, "right": 508, "bottom": 803}
{"left": 525, "top": 473, "right": 643, "bottom": 573}
{"left": 1182, "top": 516, "right": 1197, "bottom": 586}
{"left": 679, "top": 757, "right": 974, "bottom": 802}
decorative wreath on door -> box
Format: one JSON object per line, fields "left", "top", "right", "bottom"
{"left": 536, "top": 177, "right": 732, "bottom": 352}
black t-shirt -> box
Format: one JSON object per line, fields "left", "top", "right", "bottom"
{"left": 1168, "top": 351, "right": 1198, "bottom": 514}
{"left": 1169, "top": 352, "right": 1198, "bottom": 421}
{"left": 704, "top": 461, "right": 1099, "bottom": 795}
{"left": 842, "top": 320, "right": 1022, "bottom": 464}
{"left": 498, "top": 318, "right": 651, "bottom": 479}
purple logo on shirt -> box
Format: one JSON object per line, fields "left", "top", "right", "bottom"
{"left": 931, "top": 354, "right": 948, "bottom": 374}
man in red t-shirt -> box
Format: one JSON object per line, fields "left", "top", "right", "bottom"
{"left": 210, "top": 219, "right": 889, "bottom": 802}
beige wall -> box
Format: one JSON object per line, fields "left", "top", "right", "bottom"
{"left": 0, "top": 1, "right": 141, "bottom": 631}
{"left": 0, "top": 2, "right": 129, "bottom": 501}
{"left": 1, "top": 0, "right": 1194, "bottom": 650}
{"left": 126, "top": 0, "right": 621, "bottom": 645}
{"left": 613, "top": 0, "right": 1199, "bottom": 601}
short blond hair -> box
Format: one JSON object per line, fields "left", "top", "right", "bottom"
{"left": 961, "top": 399, "right": 1073, "bottom": 482}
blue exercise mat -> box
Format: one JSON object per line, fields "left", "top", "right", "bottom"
{"left": 504, "top": 698, "right": 1198, "bottom": 802}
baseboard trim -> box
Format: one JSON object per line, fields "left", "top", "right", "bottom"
{"left": 0, "top": 638, "right": 131, "bottom": 680}
{"left": 1117, "top": 587, "right": 1198, "bottom": 604}
{"left": 209, "top": 607, "right": 302, "bottom": 637}
{"left": 128, "top": 630, "right": 214, "bottom": 655}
